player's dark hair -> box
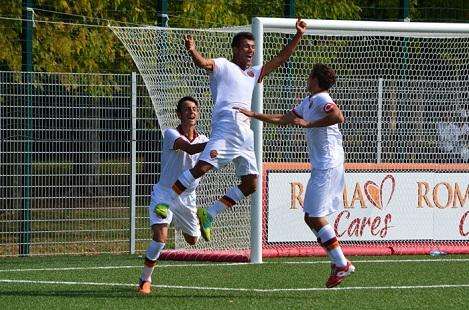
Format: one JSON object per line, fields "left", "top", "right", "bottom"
{"left": 176, "top": 96, "right": 199, "bottom": 113}
{"left": 310, "top": 64, "right": 336, "bottom": 90}
{"left": 231, "top": 32, "right": 255, "bottom": 48}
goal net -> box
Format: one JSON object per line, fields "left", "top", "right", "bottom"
{"left": 111, "top": 18, "right": 469, "bottom": 262}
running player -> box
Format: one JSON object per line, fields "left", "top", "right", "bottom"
{"left": 236, "top": 64, "right": 355, "bottom": 288}
{"left": 170, "top": 18, "right": 307, "bottom": 241}
{"left": 137, "top": 96, "right": 208, "bottom": 295}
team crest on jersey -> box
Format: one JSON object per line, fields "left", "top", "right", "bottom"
{"left": 246, "top": 70, "right": 255, "bottom": 77}
{"left": 210, "top": 150, "right": 218, "bottom": 158}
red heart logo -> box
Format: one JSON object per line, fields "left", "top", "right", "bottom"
{"left": 363, "top": 175, "right": 396, "bottom": 210}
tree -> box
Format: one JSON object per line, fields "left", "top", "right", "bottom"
{"left": 0, "top": 0, "right": 464, "bottom": 73}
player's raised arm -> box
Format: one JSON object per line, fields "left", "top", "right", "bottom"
{"left": 259, "top": 18, "right": 307, "bottom": 80}
{"left": 184, "top": 35, "right": 215, "bottom": 71}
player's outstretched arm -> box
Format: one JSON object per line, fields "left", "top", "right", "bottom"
{"left": 173, "top": 138, "right": 207, "bottom": 155}
{"left": 293, "top": 105, "right": 345, "bottom": 128}
{"left": 184, "top": 35, "right": 215, "bottom": 71}
{"left": 259, "top": 18, "right": 307, "bottom": 80}
{"left": 235, "top": 108, "right": 298, "bottom": 126}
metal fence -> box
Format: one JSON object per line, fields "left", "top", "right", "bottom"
{"left": 1, "top": 71, "right": 467, "bottom": 257}
{"left": 0, "top": 71, "right": 161, "bottom": 256}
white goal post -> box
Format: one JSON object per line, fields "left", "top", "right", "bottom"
{"left": 111, "top": 18, "right": 469, "bottom": 263}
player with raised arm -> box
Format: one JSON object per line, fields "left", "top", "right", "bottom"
{"left": 236, "top": 64, "right": 355, "bottom": 288}
{"left": 168, "top": 18, "right": 307, "bottom": 241}
{"left": 137, "top": 96, "right": 208, "bottom": 295}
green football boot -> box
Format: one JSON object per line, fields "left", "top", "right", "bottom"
{"left": 196, "top": 208, "right": 213, "bottom": 241}
{"left": 154, "top": 203, "right": 169, "bottom": 219}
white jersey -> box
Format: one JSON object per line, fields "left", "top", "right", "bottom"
{"left": 155, "top": 128, "right": 208, "bottom": 195}
{"left": 209, "top": 57, "right": 263, "bottom": 131}
{"left": 292, "top": 92, "right": 344, "bottom": 170}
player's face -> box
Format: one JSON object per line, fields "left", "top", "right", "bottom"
{"left": 178, "top": 100, "right": 199, "bottom": 126}
{"left": 234, "top": 39, "right": 256, "bottom": 67}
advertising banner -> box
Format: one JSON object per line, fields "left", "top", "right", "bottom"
{"left": 267, "top": 171, "right": 468, "bottom": 243}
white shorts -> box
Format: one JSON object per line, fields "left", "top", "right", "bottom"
{"left": 303, "top": 165, "right": 345, "bottom": 218}
{"left": 198, "top": 125, "right": 258, "bottom": 177}
{"left": 148, "top": 186, "right": 201, "bottom": 238}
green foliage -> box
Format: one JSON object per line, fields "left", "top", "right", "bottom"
{"left": 32, "top": 161, "right": 73, "bottom": 174}
{"left": 170, "top": 0, "right": 360, "bottom": 27}
{"left": 0, "top": 1, "right": 465, "bottom": 73}
{"left": 0, "top": 1, "right": 22, "bottom": 70}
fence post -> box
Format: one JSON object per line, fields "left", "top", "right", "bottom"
{"left": 20, "top": 0, "right": 34, "bottom": 257}
{"left": 130, "top": 72, "right": 137, "bottom": 254}
{"left": 377, "top": 78, "right": 383, "bottom": 163}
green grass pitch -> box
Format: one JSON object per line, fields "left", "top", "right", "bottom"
{"left": 0, "top": 255, "right": 468, "bottom": 309}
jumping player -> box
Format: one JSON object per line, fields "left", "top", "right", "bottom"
{"left": 170, "top": 18, "right": 307, "bottom": 241}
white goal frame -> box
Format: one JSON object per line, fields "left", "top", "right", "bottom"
{"left": 250, "top": 18, "right": 469, "bottom": 264}
{"left": 110, "top": 18, "right": 469, "bottom": 264}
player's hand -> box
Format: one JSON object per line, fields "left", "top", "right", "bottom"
{"left": 292, "top": 117, "right": 309, "bottom": 128}
{"left": 295, "top": 17, "right": 307, "bottom": 35}
{"left": 184, "top": 35, "right": 196, "bottom": 52}
{"left": 233, "top": 107, "right": 255, "bottom": 118}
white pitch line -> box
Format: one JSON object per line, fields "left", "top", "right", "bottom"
{"left": 0, "top": 262, "right": 246, "bottom": 273}
{"left": 0, "top": 279, "right": 468, "bottom": 292}
{"left": 0, "top": 258, "right": 468, "bottom": 273}
{"left": 276, "top": 258, "right": 469, "bottom": 265}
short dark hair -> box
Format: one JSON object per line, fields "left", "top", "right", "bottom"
{"left": 231, "top": 32, "right": 255, "bottom": 48}
{"left": 310, "top": 64, "right": 336, "bottom": 90}
{"left": 176, "top": 96, "right": 199, "bottom": 113}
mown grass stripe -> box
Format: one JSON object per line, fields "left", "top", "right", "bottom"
{"left": 1, "top": 279, "right": 468, "bottom": 292}
{"left": 0, "top": 258, "right": 468, "bottom": 273}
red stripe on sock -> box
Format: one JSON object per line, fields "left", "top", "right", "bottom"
{"left": 144, "top": 258, "right": 156, "bottom": 267}
{"left": 322, "top": 237, "right": 339, "bottom": 250}
{"left": 220, "top": 196, "right": 236, "bottom": 208}
{"left": 172, "top": 180, "right": 186, "bottom": 195}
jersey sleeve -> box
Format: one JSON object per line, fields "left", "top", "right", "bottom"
{"left": 315, "top": 93, "right": 337, "bottom": 114}
{"left": 211, "top": 57, "right": 228, "bottom": 78}
{"left": 252, "top": 65, "right": 264, "bottom": 83}
{"left": 291, "top": 97, "right": 308, "bottom": 119}
{"left": 198, "top": 134, "right": 210, "bottom": 143}
{"left": 162, "top": 128, "right": 181, "bottom": 150}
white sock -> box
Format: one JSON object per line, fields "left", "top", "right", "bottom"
{"left": 329, "top": 247, "right": 348, "bottom": 268}
{"left": 207, "top": 200, "right": 226, "bottom": 218}
{"left": 317, "top": 225, "right": 347, "bottom": 267}
{"left": 207, "top": 186, "right": 245, "bottom": 218}
{"left": 226, "top": 186, "right": 245, "bottom": 201}
{"left": 310, "top": 226, "right": 334, "bottom": 262}
{"left": 140, "top": 241, "right": 165, "bottom": 282}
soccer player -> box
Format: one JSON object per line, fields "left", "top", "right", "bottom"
{"left": 137, "top": 96, "right": 208, "bottom": 295}
{"left": 169, "top": 18, "right": 307, "bottom": 241}
{"left": 236, "top": 64, "right": 355, "bottom": 288}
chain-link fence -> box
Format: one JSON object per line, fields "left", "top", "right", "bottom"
{"left": 0, "top": 71, "right": 161, "bottom": 256}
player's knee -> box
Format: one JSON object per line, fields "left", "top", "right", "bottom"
{"left": 248, "top": 182, "right": 257, "bottom": 195}
{"left": 239, "top": 183, "right": 256, "bottom": 196}
{"left": 304, "top": 215, "right": 327, "bottom": 231}
{"left": 183, "top": 234, "right": 198, "bottom": 245}
{"left": 240, "top": 176, "right": 258, "bottom": 196}
{"left": 186, "top": 238, "right": 197, "bottom": 246}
